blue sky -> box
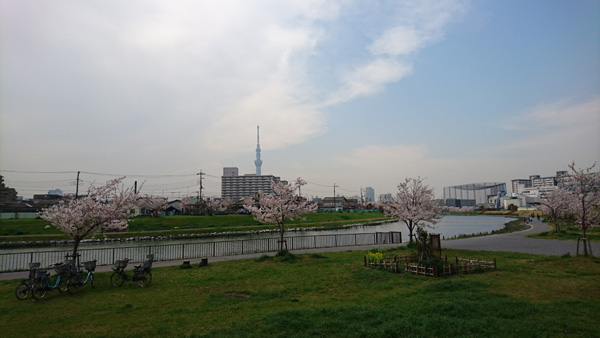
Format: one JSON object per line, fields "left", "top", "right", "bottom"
{"left": 1, "top": 0, "right": 599, "bottom": 199}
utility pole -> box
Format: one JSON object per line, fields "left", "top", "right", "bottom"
{"left": 75, "top": 171, "right": 80, "bottom": 199}
{"left": 196, "top": 171, "right": 205, "bottom": 216}
{"left": 360, "top": 187, "right": 364, "bottom": 207}
{"left": 333, "top": 183, "right": 337, "bottom": 211}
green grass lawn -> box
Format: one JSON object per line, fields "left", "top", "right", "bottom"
{"left": 1, "top": 248, "right": 598, "bottom": 337}
{"left": 0, "top": 212, "right": 390, "bottom": 243}
{"left": 528, "top": 226, "right": 600, "bottom": 242}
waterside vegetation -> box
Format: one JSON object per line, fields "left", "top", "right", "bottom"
{"left": 0, "top": 212, "right": 391, "bottom": 243}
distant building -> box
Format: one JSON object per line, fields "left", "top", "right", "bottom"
{"left": 365, "top": 187, "right": 375, "bottom": 203}
{"left": 511, "top": 171, "right": 566, "bottom": 198}
{"left": 48, "top": 189, "right": 63, "bottom": 196}
{"left": 319, "top": 197, "right": 358, "bottom": 211}
{"left": 379, "top": 193, "right": 392, "bottom": 202}
{"left": 0, "top": 176, "right": 18, "bottom": 203}
{"left": 511, "top": 179, "right": 531, "bottom": 195}
{"left": 443, "top": 182, "right": 506, "bottom": 206}
{"left": 221, "top": 167, "right": 282, "bottom": 201}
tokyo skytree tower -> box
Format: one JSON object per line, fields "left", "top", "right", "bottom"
{"left": 254, "top": 126, "right": 262, "bottom": 175}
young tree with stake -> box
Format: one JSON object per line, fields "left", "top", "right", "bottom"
{"left": 561, "top": 162, "right": 600, "bottom": 256}
{"left": 244, "top": 178, "right": 318, "bottom": 252}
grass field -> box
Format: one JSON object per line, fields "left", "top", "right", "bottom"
{"left": 0, "top": 212, "right": 390, "bottom": 243}
{"left": 1, "top": 247, "right": 598, "bottom": 337}
{"left": 528, "top": 226, "right": 600, "bottom": 242}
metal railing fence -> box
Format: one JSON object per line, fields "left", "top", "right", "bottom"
{"left": 0, "top": 231, "right": 401, "bottom": 272}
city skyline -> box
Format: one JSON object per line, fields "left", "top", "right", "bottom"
{"left": 1, "top": 1, "right": 599, "bottom": 199}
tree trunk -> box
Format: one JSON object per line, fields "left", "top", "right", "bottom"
{"left": 71, "top": 238, "right": 81, "bottom": 265}
{"left": 407, "top": 220, "right": 415, "bottom": 243}
{"left": 581, "top": 202, "right": 588, "bottom": 256}
{"left": 279, "top": 223, "right": 285, "bottom": 252}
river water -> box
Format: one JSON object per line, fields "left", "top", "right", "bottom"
{"left": 0, "top": 215, "right": 514, "bottom": 254}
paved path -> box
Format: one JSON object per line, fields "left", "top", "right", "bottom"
{"left": 442, "top": 218, "right": 599, "bottom": 256}
{"left": 2, "top": 219, "right": 597, "bottom": 281}
{"left": 0, "top": 243, "right": 402, "bottom": 281}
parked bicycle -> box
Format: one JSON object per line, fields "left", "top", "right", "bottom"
{"left": 110, "top": 254, "right": 154, "bottom": 288}
{"left": 67, "top": 260, "right": 97, "bottom": 294}
{"left": 15, "top": 262, "right": 41, "bottom": 300}
{"left": 31, "top": 260, "right": 76, "bottom": 300}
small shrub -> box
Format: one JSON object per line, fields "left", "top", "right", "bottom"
{"left": 273, "top": 250, "right": 298, "bottom": 263}
{"left": 254, "top": 255, "right": 272, "bottom": 262}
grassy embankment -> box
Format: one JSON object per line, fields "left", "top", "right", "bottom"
{"left": 0, "top": 247, "right": 598, "bottom": 337}
{"left": 527, "top": 220, "right": 600, "bottom": 242}
{"left": 0, "top": 212, "right": 391, "bottom": 243}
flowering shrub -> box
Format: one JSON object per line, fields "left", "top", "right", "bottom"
{"left": 366, "top": 249, "right": 384, "bottom": 261}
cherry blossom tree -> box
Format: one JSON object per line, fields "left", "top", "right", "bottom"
{"left": 41, "top": 177, "right": 137, "bottom": 260}
{"left": 204, "top": 198, "right": 220, "bottom": 215}
{"left": 244, "top": 178, "right": 318, "bottom": 252}
{"left": 220, "top": 197, "right": 234, "bottom": 213}
{"left": 561, "top": 162, "right": 600, "bottom": 256}
{"left": 138, "top": 196, "right": 167, "bottom": 217}
{"left": 181, "top": 197, "right": 199, "bottom": 215}
{"left": 383, "top": 177, "right": 442, "bottom": 243}
{"left": 538, "top": 188, "right": 573, "bottom": 233}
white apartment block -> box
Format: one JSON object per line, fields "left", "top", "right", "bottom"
{"left": 221, "top": 167, "right": 282, "bottom": 201}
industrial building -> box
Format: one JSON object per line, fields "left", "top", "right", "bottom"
{"left": 443, "top": 182, "right": 506, "bottom": 207}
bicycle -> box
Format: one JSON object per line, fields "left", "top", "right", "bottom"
{"left": 14, "top": 262, "right": 41, "bottom": 300}
{"left": 110, "top": 254, "right": 154, "bottom": 288}
{"left": 31, "top": 260, "right": 76, "bottom": 300}
{"left": 67, "top": 260, "right": 97, "bottom": 294}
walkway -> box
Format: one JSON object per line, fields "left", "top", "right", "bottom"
{"left": 442, "top": 218, "right": 599, "bottom": 256}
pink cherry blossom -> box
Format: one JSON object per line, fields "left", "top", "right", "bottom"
{"left": 41, "top": 177, "right": 137, "bottom": 259}
{"left": 383, "top": 177, "right": 442, "bottom": 242}
{"left": 244, "top": 178, "right": 318, "bottom": 251}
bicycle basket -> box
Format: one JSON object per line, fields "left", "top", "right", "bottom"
{"left": 36, "top": 270, "right": 47, "bottom": 279}
{"left": 142, "top": 260, "right": 153, "bottom": 270}
{"left": 54, "top": 263, "right": 69, "bottom": 275}
{"left": 114, "top": 259, "right": 129, "bottom": 269}
{"left": 83, "top": 260, "right": 97, "bottom": 271}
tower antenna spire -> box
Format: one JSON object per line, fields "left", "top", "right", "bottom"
{"left": 254, "top": 126, "right": 262, "bottom": 175}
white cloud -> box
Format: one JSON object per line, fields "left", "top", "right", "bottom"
{"left": 326, "top": 0, "right": 466, "bottom": 105}
{"left": 369, "top": 26, "right": 427, "bottom": 56}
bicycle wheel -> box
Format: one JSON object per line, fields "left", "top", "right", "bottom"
{"left": 31, "top": 282, "right": 47, "bottom": 300}
{"left": 67, "top": 278, "right": 79, "bottom": 294}
{"left": 15, "top": 281, "right": 30, "bottom": 300}
{"left": 57, "top": 276, "right": 69, "bottom": 293}
{"left": 136, "top": 271, "right": 152, "bottom": 288}
{"left": 90, "top": 274, "right": 95, "bottom": 288}
{"left": 110, "top": 271, "right": 125, "bottom": 287}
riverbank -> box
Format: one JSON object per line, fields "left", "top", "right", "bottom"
{"left": 0, "top": 219, "right": 396, "bottom": 249}
{"left": 1, "top": 248, "right": 598, "bottom": 337}
{"left": 0, "top": 212, "right": 391, "bottom": 246}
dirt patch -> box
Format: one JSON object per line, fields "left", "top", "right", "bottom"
{"left": 224, "top": 293, "right": 250, "bottom": 299}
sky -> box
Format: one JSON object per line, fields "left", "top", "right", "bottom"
{"left": 1, "top": 0, "right": 599, "bottom": 200}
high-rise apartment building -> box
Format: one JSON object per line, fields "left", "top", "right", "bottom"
{"left": 365, "top": 187, "right": 375, "bottom": 202}
{"left": 221, "top": 167, "right": 282, "bottom": 201}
